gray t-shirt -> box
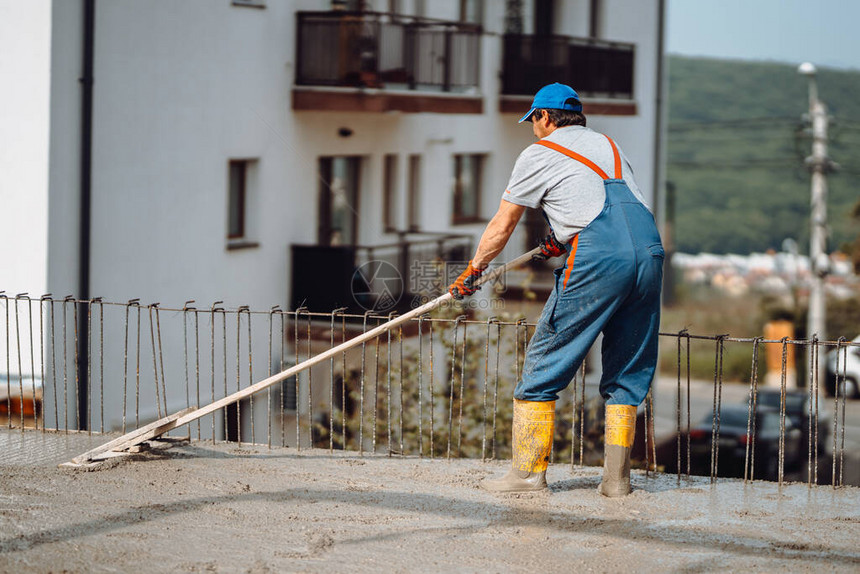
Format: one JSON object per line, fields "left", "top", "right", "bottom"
{"left": 504, "top": 126, "right": 649, "bottom": 244}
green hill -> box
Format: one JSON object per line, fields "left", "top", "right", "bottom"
{"left": 667, "top": 55, "right": 860, "bottom": 255}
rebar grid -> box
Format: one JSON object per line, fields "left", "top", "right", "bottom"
{"left": 0, "top": 294, "right": 856, "bottom": 487}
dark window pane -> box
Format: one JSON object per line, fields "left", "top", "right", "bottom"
{"left": 383, "top": 154, "right": 398, "bottom": 231}
{"left": 408, "top": 154, "right": 421, "bottom": 230}
{"left": 452, "top": 153, "right": 481, "bottom": 222}
{"left": 319, "top": 156, "right": 360, "bottom": 246}
{"left": 228, "top": 161, "right": 246, "bottom": 239}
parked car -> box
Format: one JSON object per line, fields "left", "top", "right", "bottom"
{"left": 755, "top": 388, "right": 830, "bottom": 453}
{"left": 688, "top": 404, "right": 803, "bottom": 480}
{"left": 825, "top": 336, "right": 860, "bottom": 398}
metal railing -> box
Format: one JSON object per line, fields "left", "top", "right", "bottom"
{"left": 295, "top": 11, "right": 482, "bottom": 92}
{"left": 0, "top": 292, "right": 855, "bottom": 488}
{"left": 502, "top": 34, "right": 635, "bottom": 99}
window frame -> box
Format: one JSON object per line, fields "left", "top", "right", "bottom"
{"left": 318, "top": 155, "right": 362, "bottom": 246}
{"left": 451, "top": 153, "right": 485, "bottom": 225}
{"left": 227, "top": 160, "right": 247, "bottom": 240}
{"left": 382, "top": 154, "right": 399, "bottom": 233}
{"left": 407, "top": 154, "right": 422, "bottom": 231}
{"left": 226, "top": 159, "right": 260, "bottom": 250}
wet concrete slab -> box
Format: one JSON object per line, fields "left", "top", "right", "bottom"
{"left": 0, "top": 429, "right": 858, "bottom": 573}
{"left": 0, "top": 429, "right": 121, "bottom": 467}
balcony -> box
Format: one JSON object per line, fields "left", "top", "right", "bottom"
{"left": 291, "top": 232, "right": 473, "bottom": 314}
{"left": 294, "top": 11, "right": 483, "bottom": 114}
{"left": 500, "top": 34, "right": 636, "bottom": 116}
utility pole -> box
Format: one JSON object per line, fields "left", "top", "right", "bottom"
{"left": 798, "top": 62, "right": 831, "bottom": 384}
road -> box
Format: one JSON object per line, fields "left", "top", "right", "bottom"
{"left": 651, "top": 376, "right": 860, "bottom": 452}
{"left": 650, "top": 376, "right": 860, "bottom": 484}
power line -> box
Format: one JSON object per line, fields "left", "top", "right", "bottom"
{"left": 668, "top": 116, "right": 798, "bottom": 129}
{"left": 667, "top": 159, "right": 798, "bottom": 168}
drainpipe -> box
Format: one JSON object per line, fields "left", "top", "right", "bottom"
{"left": 77, "top": 0, "right": 95, "bottom": 431}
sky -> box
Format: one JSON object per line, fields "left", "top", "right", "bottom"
{"left": 667, "top": 0, "right": 860, "bottom": 71}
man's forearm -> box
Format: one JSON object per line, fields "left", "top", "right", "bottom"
{"left": 472, "top": 223, "right": 515, "bottom": 269}
{"left": 471, "top": 201, "right": 526, "bottom": 269}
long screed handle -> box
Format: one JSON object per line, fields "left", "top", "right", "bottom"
{"left": 171, "top": 247, "right": 542, "bottom": 429}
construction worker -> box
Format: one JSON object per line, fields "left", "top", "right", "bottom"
{"left": 448, "top": 83, "right": 663, "bottom": 497}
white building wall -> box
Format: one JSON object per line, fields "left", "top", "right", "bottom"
{"left": 0, "top": 0, "right": 52, "bottom": 376}
{"left": 0, "top": 0, "right": 52, "bottom": 297}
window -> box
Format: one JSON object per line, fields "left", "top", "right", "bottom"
{"left": 534, "top": 0, "right": 553, "bottom": 36}
{"left": 459, "top": 0, "right": 483, "bottom": 25}
{"left": 452, "top": 153, "right": 483, "bottom": 224}
{"left": 383, "top": 154, "right": 399, "bottom": 232}
{"left": 227, "top": 159, "right": 259, "bottom": 249}
{"left": 407, "top": 154, "right": 421, "bottom": 231}
{"left": 589, "top": 0, "right": 603, "bottom": 38}
{"left": 332, "top": 0, "right": 367, "bottom": 10}
{"left": 319, "top": 156, "right": 361, "bottom": 246}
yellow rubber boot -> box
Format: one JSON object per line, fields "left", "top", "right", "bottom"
{"left": 482, "top": 399, "right": 555, "bottom": 493}
{"left": 598, "top": 404, "right": 637, "bottom": 497}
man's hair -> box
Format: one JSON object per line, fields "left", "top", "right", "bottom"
{"left": 536, "top": 108, "right": 587, "bottom": 128}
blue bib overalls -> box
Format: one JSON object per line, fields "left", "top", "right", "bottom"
{"left": 514, "top": 136, "right": 663, "bottom": 407}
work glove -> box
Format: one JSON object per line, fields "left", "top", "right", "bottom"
{"left": 532, "top": 233, "right": 567, "bottom": 261}
{"left": 448, "top": 262, "right": 484, "bottom": 300}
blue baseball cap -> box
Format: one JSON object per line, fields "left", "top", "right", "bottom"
{"left": 518, "top": 83, "right": 583, "bottom": 123}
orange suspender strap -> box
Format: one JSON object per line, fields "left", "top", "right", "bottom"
{"left": 562, "top": 234, "right": 580, "bottom": 291}
{"left": 605, "top": 135, "right": 622, "bottom": 179}
{"left": 535, "top": 140, "right": 609, "bottom": 180}
{"left": 535, "top": 136, "right": 619, "bottom": 290}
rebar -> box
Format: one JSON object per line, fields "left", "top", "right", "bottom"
{"left": 429, "top": 317, "right": 436, "bottom": 459}
{"left": 709, "top": 335, "right": 726, "bottom": 482}
{"left": 359, "top": 311, "right": 370, "bottom": 455}
{"left": 744, "top": 338, "right": 761, "bottom": 483}
{"left": 417, "top": 315, "right": 425, "bottom": 457}
{"left": 373, "top": 316, "right": 381, "bottom": 454}
{"left": 2, "top": 292, "right": 9, "bottom": 430}
{"left": 676, "top": 329, "right": 686, "bottom": 483}
{"left": 832, "top": 337, "right": 844, "bottom": 488}
{"left": 148, "top": 305, "right": 163, "bottom": 420}
{"left": 491, "top": 321, "right": 501, "bottom": 461}
{"left": 27, "top": 297, "right": 38, "bottom": 431}
{"left": 398, "top": 323, "right": 404, "bottom": 456}
{"left": 778, "top": 337, "right": 789, "bottom": 486}
{"left": 448, "top": 315, "right": 466, "bottom": 460}
{"left": 38, "top": 295, "right": 49, "bottom": 432}
{"left": 294, "top": 307, "right": 304, "bottom": 451}
{"left": 14, "top": 295, "right": 25, "bottom": 431}
{"left": 813, "top": 336, "right": 819, "bottom": 484}
{"left": 457, "top": 320, "right": 467, "bottom": 458}
{"left": 2, "top": 295, "right": 858, "bottom": 489}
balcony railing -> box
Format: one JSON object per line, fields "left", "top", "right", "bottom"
{"left": 296, "top": 11, "right": 481, "bottom": 93}
{"left": 291, "top": 232, "right": 473, "bottom": 314}
{"left": 502, "top": 34, "right": 635, "bottom": 99}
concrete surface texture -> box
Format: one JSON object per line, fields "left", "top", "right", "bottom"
{"left": 0, "top": 430, "right": 858, "bottom": 573}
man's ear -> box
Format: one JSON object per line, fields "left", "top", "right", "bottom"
{"left": 540, "top": 110, "right": 553, "bottom": 127}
